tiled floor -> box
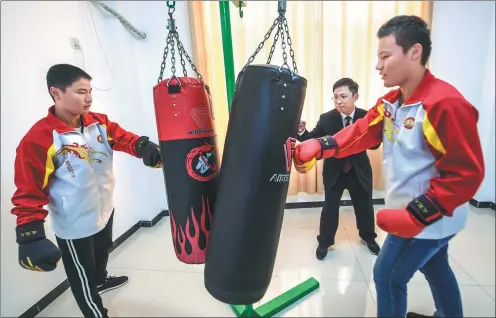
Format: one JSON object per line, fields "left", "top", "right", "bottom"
{"left": 39, "top": 203, "right": 495, "bottom": 317}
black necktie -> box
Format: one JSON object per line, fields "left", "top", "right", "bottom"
{"left": 345, "top": 116, "right": 352, "bottom": 127}
{"left": 343, "top": 116, "right": 352, "bottom": 173}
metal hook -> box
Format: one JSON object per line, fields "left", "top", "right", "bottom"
{"left": 167, "top": 75, "right": 182, "bottom": 87}
{"left": 167, "top": 0, "right": 175, "bottom": 18}
{"left": 278, "top": 0, "right": 287, "bottom": 13}
{"left": 239, "top": 1, "right": 243, "bottom": 18}
{"left": 278, "top": 63, "right": 294, "bottom": 77}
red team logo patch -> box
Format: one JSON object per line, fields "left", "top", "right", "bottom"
{"left": 185, "top": 143, "right": 218, "bottom": 182}
{"left": 404, "top": 117, "right": 415, "bottom": 129}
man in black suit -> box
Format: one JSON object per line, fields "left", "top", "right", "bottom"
{"left": 298, "top": 78, "right": 381, "bottom": 259}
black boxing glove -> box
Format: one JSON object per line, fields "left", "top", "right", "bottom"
{"left": 135, "top": 136, "right": 162, "bottom": 168}
{"left": 16, "top": 221, "right": 62, "bottom": 272}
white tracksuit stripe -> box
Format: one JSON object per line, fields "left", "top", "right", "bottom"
{"left": 67, "top": 239, "right": 102, "bottom": 318}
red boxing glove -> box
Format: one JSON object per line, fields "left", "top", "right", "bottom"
{"left": 376, "top": 194, "right": 445, "bottom": 238}
{"left": 293, "top": 136, "right": 338, "bottom": 173}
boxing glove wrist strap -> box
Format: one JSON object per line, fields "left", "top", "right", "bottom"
{"left": 317, "top": 136, "right": 338, "bottom": 160}
{"left": 406, "top": 194, "right": 444, "bottom": 226}
{"left": 16, "top": 221, "right": 46, "bottom": 244}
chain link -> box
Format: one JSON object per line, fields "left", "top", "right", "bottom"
{"left": 157, "top": 33, "right": 170, "bottom": 83}
{"left": 266, "top": 22, "right": 281, "bottom": 64}
{"left": 157, "top": 1, "right": 208, "bottom": 90}
{"left": 279, "top": 17, "right": 288, "bottom": 69}
{"left": 176, "top": 32, "right": 188, "bottom": 77}
{"left": 243, "top": 8, "right": 299, "bottom": 75}
{"left": 169, "top": 35, "right": 176, "bottom": 77}
{"left": 283, "top": 17, "right": 298, "bottom": 74}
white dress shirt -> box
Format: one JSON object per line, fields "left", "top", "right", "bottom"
{"left": 341, "top": 108, "right": 355, "bottom": 127}
{"left": 298, "top": 108, "right": 356, "bottom": 136}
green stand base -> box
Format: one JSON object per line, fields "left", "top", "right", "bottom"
{"left": 230, "top": 277, "right": 320, "bottom": 317}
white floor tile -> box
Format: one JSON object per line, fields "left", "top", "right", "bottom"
{"left": 108, "top": 219, "right": 206, "bottom": 274}
{"left": 273, "top": 226, "right": 365, "bottom": 282}
{"left": 37, "top": 202, "right": 495, "bottom": 317}
{"left": 137, "top": 271, "right": 235, "bottom": 317}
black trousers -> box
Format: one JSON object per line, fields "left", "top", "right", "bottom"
{"left": 55, "top": 212, "right": 114, "bottom": 318}
{"left": 317, "top": 168, "right": 377, "bottom": 247}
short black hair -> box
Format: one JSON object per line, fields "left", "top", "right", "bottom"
{"left": 333, "top": 78, "right": 359, "bottom": 96}
{"left": 377, "top": 15, "right": 432, "bottom": 66}
{"left": 46, "top": 64, "right": 92, "bottom": 101}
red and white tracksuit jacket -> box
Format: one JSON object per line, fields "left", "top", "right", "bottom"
{"left": 11, "top": 106, "right": 141, "bottom": 239}
{"left": 332, "top": 69, "right": 485, "bottom": 239}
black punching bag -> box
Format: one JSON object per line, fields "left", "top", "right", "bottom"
{"left": 204, "top": 64, "right": 307, "bottom": 305}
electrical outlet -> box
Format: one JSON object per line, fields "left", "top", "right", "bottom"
{"left": 70, "top": 37, "right": 81, "bottom": 50}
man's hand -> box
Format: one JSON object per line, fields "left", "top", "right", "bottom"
{"left": 136, "top": 136, "right": 162, "bottom": 168}
{"left": 298, "top": 121, "right": 306, "bottom": 134}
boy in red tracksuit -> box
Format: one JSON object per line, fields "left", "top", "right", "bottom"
{"left": 11, "top": 64, "right": 162, "bottom": 317}
{"left": 293, "top": 16, "right": 484, "bottom": 317}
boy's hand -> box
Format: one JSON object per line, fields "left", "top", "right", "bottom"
{"left": 16, "top": 221, "right": 62, "bottom": 272}
{"left": 136, "top": 136, "right": 162, "bottom": 168}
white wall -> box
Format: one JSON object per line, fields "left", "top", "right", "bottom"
{"left": 1, "top": 1, "right": 193, "bottom": 316}
{"left": 429, "top": 0, "right": 495, "bottom": 203}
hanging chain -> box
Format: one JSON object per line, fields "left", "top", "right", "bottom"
{"left": 157, "top": 0, "right": 208, "bottom": 90}
{"left": 169, "top": 34, "right": 176, "bottom": 78}
{"left": 243, "top": 2, "right": 299, "bottom": 75}
{"left": 283, "top": 18, "right": 298, "bottom": 74}
{"left": 157, "top": 32, "right": 171, "bottom": 83}
{"left": 266, "top": 21, "right": 281, "bottom": 64}
{"left": 174, "top": 32, "right": 207, "bottom": 88}
{"left": 176, "top": 32, "right": 188, "bottom": 77}
{"left": 243, "top": 16, "right": 279, "bottom": 70}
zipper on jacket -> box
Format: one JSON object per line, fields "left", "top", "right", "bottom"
{"left": 79, "top": 123, "right": 106, "bottom": 220}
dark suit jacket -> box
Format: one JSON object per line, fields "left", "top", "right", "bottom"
{"left": 297, "top": 107, "right": 380, "bottom": 193}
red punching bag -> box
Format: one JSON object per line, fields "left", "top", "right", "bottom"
{"left": 152, "top": 3, "right": 219, "bottom": 264}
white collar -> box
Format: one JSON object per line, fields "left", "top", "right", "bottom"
{"left": 340, "top": 108, "right": 355, "bottom": 120}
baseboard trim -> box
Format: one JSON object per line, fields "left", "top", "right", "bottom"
{"left": 469, "top": 198, "right": 496, "bottom": 211}
{"left": 139, "top": 210, "right": 169, "bottom": 228}
{"left": 20, "top": 209, "right": 169, "bottom": 318}
{"left": 285, "top": 198, "right": 385, "bottom": 209}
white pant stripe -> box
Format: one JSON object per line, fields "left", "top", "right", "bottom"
{"left": 67, "top": 239, "right": 102, "bottom": 318}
